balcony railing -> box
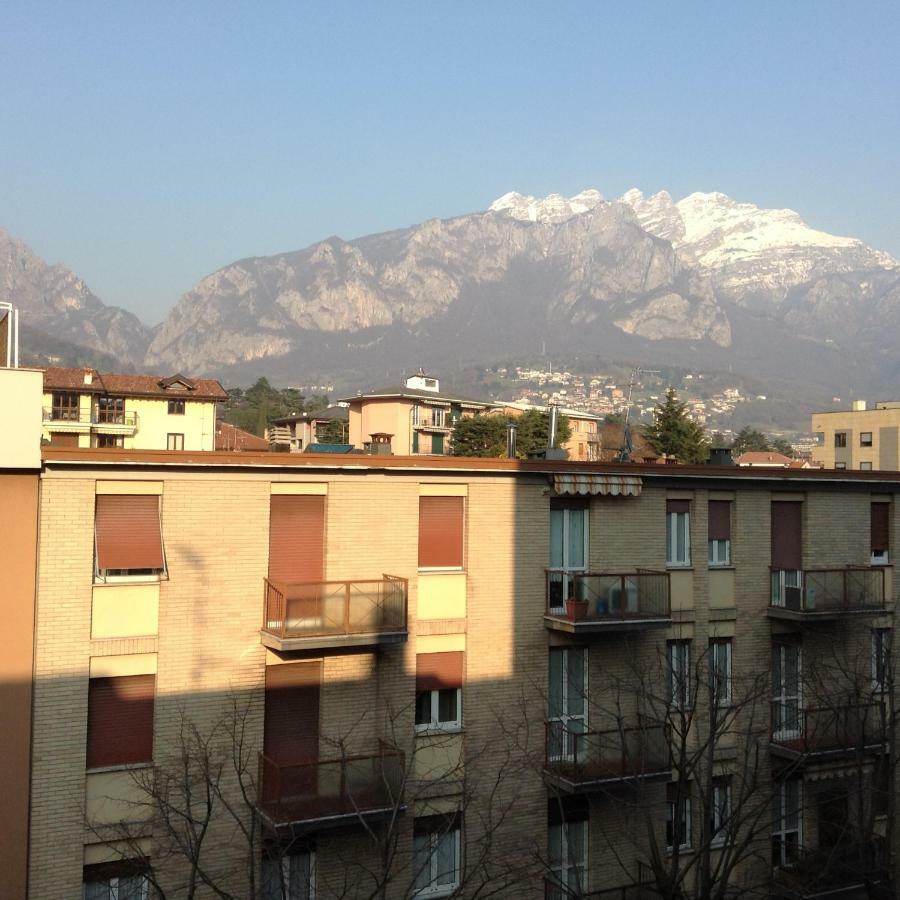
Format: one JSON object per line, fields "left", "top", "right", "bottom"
{"left": 545, "top": 571, "right": 670, "bottom": 633}
{"left": 769, "top": 702, "right": 886, "bottom": 760}
{"left": 42, "top": 407, "right": 139, "bottom": 430}
{"left": 544, "top": 873, "right": 661, "bottom": 899}
{"left": 257, "top": 743, "right": 404, "bottom": 829}
{"left": 543, "top": 721, "right": 670, "bottom": 792}
{"left": 43, "top": 406, "right": 91, "bottom": 426}
{"left": 768, "top": 568, "right": 885, "bottom": 620}
{"left": 93, "top": 409, "right": 139, "bottom": 428}
{"left": 772, "top": 840, "right": 888, "bottom": 899}
{"left": 412, "top": 416, "right": 451, "bottom": 430}
{"left": 261, "top": 575, "right": 408, "bottom": 650}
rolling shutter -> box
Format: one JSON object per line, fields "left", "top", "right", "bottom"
{"left": 94, "top": 495, "right": 165, "bottom": 572}
{"left": 708, "top": 501, "right": 731, "bottom": 542}
{"left": 771, "top": 502, "right": 802, "bottom": 569}
{"left": 872, "top": 502, "right": 890, "bottom": 553}
{"left": 418, "top": 496, "right": 464, "bottom": 568}
{"left": 86, "top": 675, "right": 155, "bottom": 768}
{"left": 264, "top": 662, "right": 321, "bottom": 764}
{"left": 416, "top": 652, "right": 464, "bottom": 692}
{"left": 667, "top": 499, "right": 690, "bottom": 514}
{"left": 268, "top": 495, "right": 325, "bottom": 582}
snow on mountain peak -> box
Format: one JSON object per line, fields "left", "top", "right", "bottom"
{"left": 489, "top": 189, "right": 604, "bottom": 222}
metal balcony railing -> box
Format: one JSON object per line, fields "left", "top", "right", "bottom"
{"left": 42, "top": 407, "right": 139, "bottom": 428}
{"left": 544, "top": 872, "right": 661, "bottom": 899}
{"left": 257, "top": 743, "right": 404, "bottom": 827}
{"left": 769, "top": 702, "right": 886, "bottom": 757}
{"left": 43, "top": 406, "right": 91, "bottom": 424}
{"left": 412, "top": 416, "right": 451, "bottom": 430}
{"left": 93, "top": 409, "right": 139, "bottom": 427}
{"left": 545, "top": 571, "right": 670, "bottom": 625}
{"left": 769, "top": 568, "right": 885, "bottom": 617}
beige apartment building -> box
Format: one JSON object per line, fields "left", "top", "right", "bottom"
{"left": 812, "top": 400, "right": 900, "bottom": 471}
{"left": 2, "top": 430, "right": 898, "bottom": 899}
{"left": 42, "top": 367, "right": 227, "bottom": 451}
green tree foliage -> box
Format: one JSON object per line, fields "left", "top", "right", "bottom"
{"left": 316, "top": 418, "right": 348, "bottom": 444}
{"left": 222, "top": 378, "right": 325, "bottom": 435}
{"left": 451, "top": 410, "right": 571, "bottom": 458}
{"left": 642, "top": 387, "right": 708, "bottom": 464}
{"left": 730, "top": 426, "right": 794, "bottom": 457}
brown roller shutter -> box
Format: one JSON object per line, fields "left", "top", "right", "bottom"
{"left": 708, "top": 501, "right": 731, "bottom": 542}
{"left": 667, "top": 499, "right": 690, "bottom": 514}
{"left": 50, "top": 432, "right": 79, "bottom": 447}
{"left": 268, "top": 496, "right": 325, "bottom": 582}
{"left": 95, "top": 495, "right": 165, "bottom": 572}
{"left": 872, "top": 502, "right": 890, "bottom": 553}
{"left": 86, "top": 675, "right": 155, "bottom": 769}
{"left": 771, "top": 501, "right": 802, "bottom": 569}
{"left": 418, "top": 496, "right": 464, "bottom": 568}
{"left": 416, "top": 652, "right": 464, "bottom": 692}
{"left": 264, "top": 662, "right": 321, "bottom": 764}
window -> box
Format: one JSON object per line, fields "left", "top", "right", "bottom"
{"left": 871, "top": 502, "right": 890, "bottom": 565}
{"left": 416, "top": 652, "right": 463, "bottom": 732}
{"left": 431, "top": 407, "right": 446, "bottom": 428}
{"left": 666, "top": 500, "right": 691, "bottom": 566}
{"left": 771, "top": 501, "right": 802, "bottom": 607}
{"left": 834, "top": 432, "right": 847, "bottom": 448}
{"left": 413, "top": 816, "right": 460, "bottom": 896}
{"left": 96, "top": 396, "right": 125, "bottom": 424}
{"left": 548, "top": 501, "right": 588, "bottom": 609}
{"left": 548, "top": 647, "right": 586, "bottom": 761}
{"left": 51, "top": 391, "right": 81, "bottom": 421}
{"left": 548, "top": 800, "right": 588, "bottom": 896}
{"left": 167, "top": 433, "right": 184, "bottom": 450}
{"left": 860, "top": 461, "right": 873, "bottom": 471}
{"left": 710, "top": 778, "right": 732, "bottom": 847}
{"left": 708, "top": 500, "right": 731, "bottom": 566}
{"left": 95, "top": 434, "right": 124, "bottom": 449}
{"left": 872, "top": 628, "right": 891, "bottom": 693}
{"left": 861, "top": 432, "right": 873, "bottom": 447}
{"left": 261, "top": 850, "right": 314, "bottom": 900}
{"left": 709, "top": 639, "right": 732, "bottom": 706}
{"left": 87, "top": 674, "right": 155, "bottom": 769}
{"left": 94, "top": 494, "right": 166, "bottom": 580}
{"left": 418, "top": 496, "right": 464, "bottom": 569}
{"left": 666, "top": 783, "right": 692, "bottom": 852}
{"left": 772, "top": 642, "right": 802, "bottom": 741}
{"left": 83, "top": 862, "right": 150, "bottom": 900}
{"left": 772, "top": 779, "right": 802, "bottom": 867}
{"left": 168, "top": 399, "right": 185, "bottom": 415}
{"left": 835, "top": 462, "right": 847, "bottom": 470}
{"left": 667, "top": 641, "right": 691, "bottom": 710}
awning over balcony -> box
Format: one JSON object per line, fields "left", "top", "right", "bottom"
{"left": 551, "top": 474, "right": 642, "bottom": 497}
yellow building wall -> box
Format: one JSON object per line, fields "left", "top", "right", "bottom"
{"left": 417, "top": 572, "right": 467, "bottom": 619}
{"left": 0, "top": 368, "right": 43, "bottom": 467}
{"left": 85, "top": 770, "right": 153, "bottom": 827}
{"left": 811, "top": 407, "right": 900, "bottom": 470}
{"left": 124, "top": 397, "right": 216, "bottom": 451}
{"left": 91, "top": 584, "right": 160, "bottom": 639}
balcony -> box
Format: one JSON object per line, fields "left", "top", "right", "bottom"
{"left": 769, "top": 702, "right": 886, "bottom": 763}
{"left": 545, "top": 873, "right": 661, "bottom": 899}
{"left": 92, "top": 409, "right": 139, "bottom": 435}
{"left": 768, "top": 568, "right": 885, "bottom": 622}
{"left": 543, "top": 721, "right": 670, "bottom": 793}
{"left": 43, "top": 407, "right": 92, "bottom": 432}
{"left": 772, "top": 841, "right": 888, "bottom": 899}
{"left": 544, "top": 571, "right": 671, "bottom": 635}
{"left": 260, "top": 575, "right": 408, "bottom": 651}
{"left": 257, "top": 743, "right": 404, "bottom": 830}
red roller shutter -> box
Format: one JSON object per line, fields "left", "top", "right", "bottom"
{"left": 667, "top": 499, "right": 690, "bottom": 514}
{"left": 264, "top": 662, "right": 321, "bottom": 764}
{"left": 708, "top": 501, "right": 731, "bottom": 542}
{"left": 771, "top": 501, "right": 803, "bottom": 569}
{"left": 95, "top": 495, "right": 165, "bottom": 572}
{"left": 872, "top": 502, "right": 890, "bottom": 553}
{"left": 86, "top": 675, "right": 155, "bottom": 769}
{"left": 416, "top": 652, "right": 464, "bottom": 692}
{"left": 268, "top": 495, "right": 325, "bottom": 582}
{"left": 418, "top": 497, "right": 464, "bottom": 568}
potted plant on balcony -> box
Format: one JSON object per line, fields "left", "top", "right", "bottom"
{"left": 565, "top": 593, "right": 589, "bottom": 621}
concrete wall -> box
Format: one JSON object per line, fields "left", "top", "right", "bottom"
{"left": 2, "top": 368, "right": 43, "bottom": 467}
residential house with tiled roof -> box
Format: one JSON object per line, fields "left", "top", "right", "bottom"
{"left": 215, "top": 420, "right": 270, "bottom": 452}
{"left": 268, "top": 405, "right": 349, "bottom": 453}
{"left": 41, "top": 367, "right": 227, "bottom": 450}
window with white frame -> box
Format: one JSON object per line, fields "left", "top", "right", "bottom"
{"left": 666, "top": 784, "right": 692, "bottom": 852}
{"left": 710, "top": 778, "right": 732, "bottom": 847}
{"left": 708, "top": 500, "right": 731, "bottom": 567}
{"left": 708, "top": 539, "right": 730, "bottom": 566}
{"left": 413, "top": 817, "right": 460, "bottom": 897}
{"left": 431, "top": 407, "right": 446, "bottom": 428}
{"left": 709, "top": 639, "right": 732, "bottom": 707}
{"left": 666, "top": 501, "right": 691, "bottom": 566}
{"left": 416, "top": 687, "right": 461, "bottom": 732}
{"left": 772, "top": 641, "right": 802, "bottom": 742}
{"left": 667, "top": 640, "right": 691, "bottom": 710}
{"left": 772, "top": 779, "right": 802, "bottom": 867}
{"left": 548, "top": 647, "right": 587, "bottom": 762}
{"left": 548, "top": 503, "right": 588, "bottom": 610}
{"left": 261, "top": 850, "right": 315, "bottom": 900}
{"left": 83, "top": 865, "right": 150, "bottom": 900}
{"left": 548, "top": 812, "right": 588, "bottom": 895}
{"left": 872, "top": 628, "right": 891, "bottom": 693}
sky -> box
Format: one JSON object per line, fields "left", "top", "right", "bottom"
{"left": 1, "top": 1, "right": 898, "bottom": 324}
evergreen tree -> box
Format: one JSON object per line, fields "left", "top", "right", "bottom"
{"left": 451, "top": 410, "right": 572, "bottom": 458}
{"left": 731, "top": 426, "right": 771, "bottom": 455}
{"left": 643, "top": 387, "right": 708, "bottom": 463}
{"left": 317, "top": 418, "right": 347, "bottom": 444}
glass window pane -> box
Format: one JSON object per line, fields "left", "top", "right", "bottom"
{"left": 289, "top": 854, "right": 311, "bottom": 900}
{"left": 568, "top": 821, "right": 586, "bottom": 866}
{"left": 566, "top": 649, "right": 585, "bottom": 717}
{"left": 677, "top": 514, "right": 686, "bottom": 561}
{"left": 118, "top": 876, "right": 148, "bottom": 900}
{"left": 548, "top": 821, "right": 563, "bottom": 865}
{"left": 413, "top": 834, "right": 431, "bottom": 891}
{"left": 549, "top": 650, "right": 563, "bottom": 719}
{"left": 436, "top": 831, "right": 457, "bottom": 886}
{"left": 567, "top": 510, "right": 585, "bottom": 568}
{"left": 415, "top": 691, "right": 432, "bottom": 726}
{"left": 438, "top": 689, "right": 458, "bottom": 724}
{"left": 550, "top": 509, "right": 564, "bottom": 567}
{"left": 666, "top": 514, "right": 673, "bottom": 560}
{"left": 84, "top": 882, "right": 112, "bottom": 900}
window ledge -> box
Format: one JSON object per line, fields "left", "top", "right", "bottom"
{"left": 94, "top": 574, "right": 167, "bottom": 585}
{"left": 666, "top": 565, "right": 693, "bottom": 571}
{"left": 707, "top": 564, "right": 735, "bottom": 571}
{"left": 418, "top": 568, "right": 465, "bottom": 575}
{"left": 414, "top": 886, "right": 459, "bottom": 899}
{"left": 87, "top": 761, "right": 153, "bottom": 775}
{"left": 415, "top": 726, "right": 464, "bottom": 738}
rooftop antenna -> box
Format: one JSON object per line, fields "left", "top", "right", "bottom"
{"left": 618, "top": 366, "right": 659, "bottom": 462}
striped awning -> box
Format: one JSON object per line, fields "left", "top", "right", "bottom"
{"left": 551, "top": 474, "right": 642, "bottom": 497}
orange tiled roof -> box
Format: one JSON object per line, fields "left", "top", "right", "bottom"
{"left": 42, "top": 367, "right": 227, "bottom": 401}
{"left": 215, "top": 420, "right": 269, "bottom": 452}
{"left": 735, "top": 451, "right": 794, "bottom": 466}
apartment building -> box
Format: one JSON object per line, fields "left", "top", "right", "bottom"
{"left": 268, "top": 406, "right": 350, "bottom": 452}
{"left": 494, "top": 402, "right": 603, "bottom": 461}
{"left": 344, "top": 371, "right": 493, "bottom": 456}
{"left": 812, "top": 400, "right": 900, "bottom": 471}
{"left": 42, "top": 367, "right": 227, "bottom": 450}
{"left": 5, "top": 433, "right": 900, "bottom": 898}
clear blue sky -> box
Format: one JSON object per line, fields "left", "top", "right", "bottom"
{"left": 2, "top": 1, "right": 898, "bottom": 324}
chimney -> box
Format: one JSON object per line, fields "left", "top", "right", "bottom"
{"left": 852, "top": 399, "right": 867, "bottom": 411}
{"left": 548, "top": 405, "right": 558, "bottom": 450}
{"left": 506, "top": 422, "right": 517, "bottom": 459}
{"left": 84, "top": 368, "right": 93, "bottom": 386}
{"left": 707, "top": 447, "right": 735, "bottom": 466}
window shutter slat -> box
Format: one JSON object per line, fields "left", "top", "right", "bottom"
{"left": 95, "top": 495, "right": 164, "bottom": 571}
{"left": 771, "top": 501, "right": 802, "bottom": 569}
{"left": 416, "top": 652, "right": 464, "bottom": 692}
{"left": 708, "top": 501, "right": 731, "bottom": 542}
{"left": 268, "top": 496, "right": 325, "bottom": 582}
{"left": 264, "top": 662, "right": 321, "bottom": 764}
{"left": 871, "top": 502, "right": 890, "bottom": 553}
{"left": 667, "top": 499, "right": 690, "bottom": 514}
{"left": 418, "top": 497, "right": 464, "bottom": 568}
{"left": 86, "top": 675, "right": 155, "bottom": 768}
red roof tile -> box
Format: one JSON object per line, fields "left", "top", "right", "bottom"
{"left": 215, "top": 420, "right": 269, "bottom": 452}
{"left": 42, "top": 367, "right": 227, "bottom": 401}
